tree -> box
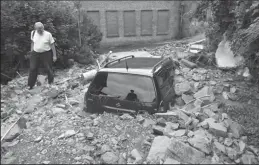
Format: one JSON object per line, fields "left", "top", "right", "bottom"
{"left": 194, "top": 0, "right": 259, "bottom": 81}
{"left": 1, "top": 1, "right": 102, "bottom": 84}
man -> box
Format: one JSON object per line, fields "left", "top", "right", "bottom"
{"left": 126, "top": 90, "right": 138, "bottom": 101}
{"left": 28, "top": 22, "right": 57, "bottom": 89}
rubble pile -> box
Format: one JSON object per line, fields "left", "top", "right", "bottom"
{"left": 1, "top": 44, "right": 259, "bottom": 164}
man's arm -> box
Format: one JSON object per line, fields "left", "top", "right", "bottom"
{"left": 31, "top": 42, "right": 34, "bottom": 51}
{"left": 50, "top": 43, "right": 57, "bottom": 61}
{"left": 49, "top": 33, "right": 57, "bottom": 62}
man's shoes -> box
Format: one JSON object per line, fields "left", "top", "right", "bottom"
{"left": 28, "top": 86, "right": 33, "bottom": 90}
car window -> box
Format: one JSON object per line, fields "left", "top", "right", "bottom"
{"left": 89, "top": 72, "right": 156, "bottom": 103}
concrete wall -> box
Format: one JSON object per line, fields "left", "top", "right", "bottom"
{"left": 81, "top": 0, "right": 181, "bottom": 47}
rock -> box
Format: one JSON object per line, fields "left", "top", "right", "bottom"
{"left": 163, "top": 158, "right": 180, "bottom": 164}
{"left": 52, "top": 107, "right": 66, "bottom": 114}
{"left": 194, "top": 86, "right": 215, "bottom": 102}
{"left": 176, "top": 110, "right": 189, "bottom": 123}
{"left": 157, "top": 118, "right": 167, "bottom": 127}
{"left": 143, "top": 119, "right": 156, "bottom": 128}
{"left": 209, "top": 81, "right": 217, "bottom": 86}
{"left": 118, "top": 153, "right": 127, "bottom": 164}
{"left": 175, "top": 81, "right": 191, "bottom": 95}
{"left": 146, "top": 136, "right": 170, "bottom": 163}
{"left": 247, "top": 146, "right": 259, "bottom": 156}
{"left": 56, "top": 104, "right": 66, "bottom": 109}
{"left": 42, "top": 161, "right": 51, "bottom": 164}
{"left": 188, "top": 136, "right": 212, "bottom": 154}
{"left": 222, "top": 92, "right": 229, "bottom": 100}
{"left": 225, "top": 119, "right": 245, "bottom": 138}
{"left": 101, "top": 144, "right": 112, "bottom": 154}
{"left": 211, "top": 153, "right": 222, "bottom": 164}
{"left": 168, "top": 129, "right": 186, "bottom": 137}
{"left": 224, "top": 138, "right": 233, "bottom": 147}
{"left": 17, "top": 117, "right": 27, "bottom": 129}
{"left": 152, "top": 125, "right": 164, "bottom": 135}
{"left": 4, "top": 124, "right": 21, "bottom": 142}
{"left": 196, "top": 112, "right": 209, "bottom": 122}
{"left": 120, "top": 114, "right": 134, "bottom": 120}
{"left": 221, "top": 113, "right": 229, "bottom": 121}
{"left": 241, "top": 152, "right": 258, "bottom": 164}
{"left": 180, "top": 59, "right": 197, "bottom": 68}
{"left": 136, "top": 115, "right": 145, "bottom": 124}
{"left": 86, "top": 132, "right": 94, "bottom": 140}
{"left": 168, "top": 138, "right": 206, "bottom": 164}
{"left": 166, "top": 122, "right": 179, "bottom": 130}
{"left": 74, "top": 156, "right": 81, "bottom": 161}
{"left": 58, "top": 130, "right": 76, "bottom": 139}
{"left": 131, "top": 149, "right": 142, "bottom": 163}
{"left": 227, "top": 93, "right": 238, "bottom": 101}
{"left": 214, "top": 141, "right": 226, "bottom": 154}
{"left": 101, "top": 152, "right": 119, "bottom": 164}
{"left": 239, "top": 140, "right": 246, "bottom": 153}
{"left": 182, "top": 94, "right": 194, "bottom": 104}
{"left": 203, "top": 108, "right": 216, "bottom": 118}
{"left": 1, "top": 112, "right": 8, "bottom": 119}
{"left": 188, "top": 129, "right": 213, "bottom": 154}
{"left": 208, "top": 122, "right": 227, "bottom": 137}
{"left": 226, "top": 147, "right": 238, "bottom": 160}
{"left": 69, "top": 99, "right": 80, "bottom": 105}
{"left": 175, "top": 97, "right": 185, "bottom": 106}
{"left": 230, "top": 87, "right": 236, "bottom": 93}
{"left": 34, "top": 136, "right": 42, "bottom": 143}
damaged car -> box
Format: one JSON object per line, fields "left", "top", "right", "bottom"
{"left": 84, "top": 54, "right": 179, "bottom": 114}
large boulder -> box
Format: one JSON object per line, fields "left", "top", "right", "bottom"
{"left": 146, "top": 136, "right": 170, "bottom": 163}
{"left": 168, "top": 138, "right": 206, "bottom": 164}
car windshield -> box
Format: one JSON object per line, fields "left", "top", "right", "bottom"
{"left": 89, "top": 72, "right": 156, "bottom": 103}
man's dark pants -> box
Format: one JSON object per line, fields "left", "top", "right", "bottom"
{"left": 28, "top": 50, "right": 54, "bottom": 88}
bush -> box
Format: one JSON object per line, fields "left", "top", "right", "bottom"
{"left": 0, "top": 1, "right": 102, "bottom": 83}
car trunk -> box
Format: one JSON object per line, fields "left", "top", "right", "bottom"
{"left": 86, "top": 72, "right": 157, "bottom": 114}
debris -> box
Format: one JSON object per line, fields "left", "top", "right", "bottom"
{"left": 168, "top": 129, "right": 186, "bottom": 137}
{"left": 180, "top": 59, "right": 197, "bottom": 68}
{"left": 146, "top": 136, "right": 170, "bottom": 163}
{"left": 34, "top": 136, "right": 42, "bottom": 143}
{"left": 58, "top": 130, "right": 76, "bottom": 139}
{"left": 225, "top": 119, "right": 246, "bottom": 138}
{"left": 131, "top": 149, "right": 142, "bottom": 164}
{"left": 120, "top": 114, "right": 134, "bottom": 120}
{"left": 163, "top": 158, "right": 180, "bottom": 164}
{"left": 101, "top": 152, "right": 119, "bottom": 164}
{"left": 168, "top": 138, "right": 206, "bottom": 164}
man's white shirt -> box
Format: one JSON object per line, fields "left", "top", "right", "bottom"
{"left": 31, "top": 30, "right": 55, "bottom": 53}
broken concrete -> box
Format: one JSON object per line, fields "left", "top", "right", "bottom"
{"left": 146, "top": 136, "right": 170, "bottom": 163}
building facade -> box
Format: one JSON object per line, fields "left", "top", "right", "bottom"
{"left": 82, "top": 0, "right": 181, "bottom": 47}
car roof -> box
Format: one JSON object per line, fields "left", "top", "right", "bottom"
{"left": 99, "top": 56, "right": 171, "bottom": 76}
{"left": 106, "top": 57, "right": 162, "bottom": 69}
{"left": 99, "top": 68, "right": 154, "bottom": 77}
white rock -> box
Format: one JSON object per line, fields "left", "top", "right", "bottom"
{"left": 163, "top": 158, "right": 180, "bottom": 164}
{"left": 168, "top": 138, "right": 206, "bottom": 164}
{"left": 208, "top": 122, "right": 227, "bottom": 137}
{"left": 146, "top": 136, "right": 170, "bottom": 163}
{"left": 58, "top": 130, "right": 76, "bottom": 139}
{"left": 168, "top": 129, "right": 186, "bottom": 137}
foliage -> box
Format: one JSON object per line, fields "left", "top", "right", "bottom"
{"left": 194, "top": 0, "right": 259, "bottom": 81}
{"left": 1, "top": 1, "right": 102, "bottom": 83}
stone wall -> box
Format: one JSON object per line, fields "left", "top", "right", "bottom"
{"left": 81, "top": 0, "right": 181, "bottom": 47}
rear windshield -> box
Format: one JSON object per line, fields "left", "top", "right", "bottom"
{"left": 89, "top": 72, "right": 156, "bottom": 103}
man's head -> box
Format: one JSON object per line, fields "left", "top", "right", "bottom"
{"left": 34, "top": 22, "right": 44, "bottom": 35}
{"left": 130, "top": 90, "right": 134, "bottom": 93}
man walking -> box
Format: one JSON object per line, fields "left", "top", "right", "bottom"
{"left": 28, "top": 22, "right": 57, "bottom": 89}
